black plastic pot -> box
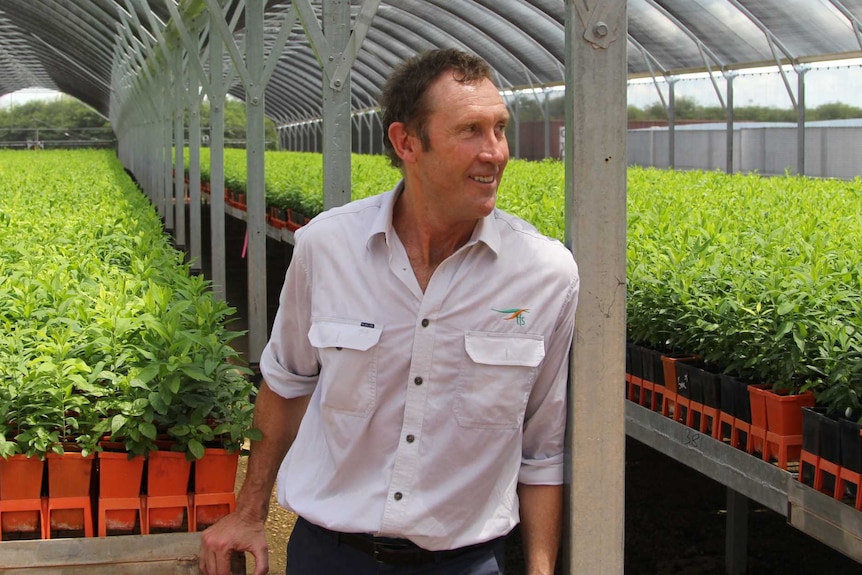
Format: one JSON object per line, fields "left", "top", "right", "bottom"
{"left": 641, "top": 347, "right": 665, "bottom": 386}
{"left": 801, "top": 406, "right": 822, "bottom": 487}
{"left": 675, "top": 360, "right": 719, "bottom": 407}
{"left": 732, "top": 377, "right": 752, "bottom": 423}
{"left": 839, "top": 417, "right": 862, "bottom": 474}
{"left": 625, "top": 342, "right": 641, "bottom": 379}
{"left": 675, "top": 361, "right": 694, "bottom": 399}
{"left": 802, "top": 407, "right": 822, "bottom": 455}
{"left": 820, "top": 411, "right": 842, "bottom": 466}
{"left": 720, "top": 377, "right": 735, "bottom": 417}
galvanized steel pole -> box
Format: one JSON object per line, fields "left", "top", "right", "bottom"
{"left": 173, "top": 51, "right": 186, "bottom": 252}
{"left": 563, "top": 0, "right": 627, "bottom": 572}
{"left": 245, "top": 0, "right": 268, "bottom": 363}
{"left": 322, "top": 0, "right": 352, "bottom": 210}
{"left": 726, "top": 72, "right": 736, "bottom": 174}
{"left": 796, "top": 65, "right": 808, "bottom": 176}
{"left": 209, "top": 11, "right": 227, "bottom": 302}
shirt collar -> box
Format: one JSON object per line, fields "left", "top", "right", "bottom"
{"left": 366, "top": 180, "right": 501, "bottom": 257}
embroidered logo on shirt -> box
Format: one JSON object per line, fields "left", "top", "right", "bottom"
{"left": 492, "top": 308, "right": 529, "bottom": 326}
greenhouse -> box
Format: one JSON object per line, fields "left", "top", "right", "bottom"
{"left": 1, "top": 1, "right": 862, "bottom": 574}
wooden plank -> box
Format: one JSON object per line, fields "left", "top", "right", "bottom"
{"left": 787, "top": 479, "right": 862, "bottom": 564}
{"left": 0, "top": 560, "right": 200, "bottom": 575}
{"left": 0, "top": 533, "right": 245, "bottom": 575}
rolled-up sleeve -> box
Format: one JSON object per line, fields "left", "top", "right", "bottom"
{"left": 518, "top": 271, "right": 579, "bottom": 485}
{"left": 259, "top": 231, "right": 320, "bottom": 399}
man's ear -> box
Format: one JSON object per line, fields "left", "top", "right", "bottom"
{"left": 388, "top": 122, "right": 419, "bottom": 164}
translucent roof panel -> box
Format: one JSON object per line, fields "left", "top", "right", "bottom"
{"left": 0, "top": 0, "right": 860, "bottom": 124}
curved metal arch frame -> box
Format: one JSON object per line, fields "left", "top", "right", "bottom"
{"left": 3, "top": 1, "right": 862, "bottom": 123}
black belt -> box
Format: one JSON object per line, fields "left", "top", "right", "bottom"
{"left": 301, "top": 517, "right": 498, "bottom": 565}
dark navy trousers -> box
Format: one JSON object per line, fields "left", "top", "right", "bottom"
{"left": 286, "top": 517, "right": 506, "bottom": 575}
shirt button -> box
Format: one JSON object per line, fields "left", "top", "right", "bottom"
{"left": 406, "top": 434, "right": 415, "bottom": 443}
{"left": 421, "top": 318, "right": 430, "bottom": 327}
{"left": 414, "top": 376, "right": 423, "bottom": 386}
{"left": 394, "top": 492, "right": 403, "bottom": 501}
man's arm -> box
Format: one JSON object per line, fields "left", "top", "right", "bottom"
{"left": 199, "top": 382, "right": 310, "bottom": 575}
{"left": 518, "top": 483, "right": 563, "bottom": 575}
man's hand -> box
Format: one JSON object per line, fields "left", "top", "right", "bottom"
{"left": 197, "top": 383, "right": 310, "bottom": 574}
{"left": 199, "top": 511, "right": 269, "bottom": 575}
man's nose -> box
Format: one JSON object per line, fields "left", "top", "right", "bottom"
{"left": 478, "top": 132, "right": 508, "bottom": 164}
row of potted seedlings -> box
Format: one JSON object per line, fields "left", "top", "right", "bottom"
{"left": 182, "top": 148, "right": 401, "bottom": 232}
{"left": 194, "top": 179, "right": 312, "bottom": 233}
{"left": 626, "top": 345, "right": 862, "bottom": 510}
{"left": 799, "top": 406, "right": 862, "bottom": 510}
{"left": 0, "top": 444, "right": 238, "bottom": 538}
{"left": 623, "top": 167, "right": 862, "bottom": 512}
{"left": 0, "top": 150, "right": 260, "bottom": 540}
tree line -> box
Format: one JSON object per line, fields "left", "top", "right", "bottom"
{"left": 3, "top": 92, "right": 860, "bottom": 150}
{"left": 0, "top": 96, "right": 278, "bottom": 148}
{"left": 507, "top": 93, "right": 862, "bottom": 123}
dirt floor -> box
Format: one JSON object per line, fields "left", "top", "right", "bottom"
{"left": 231, "top": 437, "right": 861, "bottom": 575}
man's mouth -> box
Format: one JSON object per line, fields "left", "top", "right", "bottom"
{"left": 470, "top": 175, "right": 495, "bottom": 184}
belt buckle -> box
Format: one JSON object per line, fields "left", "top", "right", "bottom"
{"left": 372, "top": 540, "right": 387, "bottom": 563}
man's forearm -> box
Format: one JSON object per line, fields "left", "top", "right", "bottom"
{"left": 235, "top": 382, "right": 310, "bottom": 522}
{"left": 518, "top": 483, "right": 563, "bottom": 575}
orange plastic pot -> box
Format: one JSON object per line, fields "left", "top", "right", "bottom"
{"left": 747, "top": 383, "right": 771, "bottom": 455}
{"left": 193, "top": 448, "right": 239, "bottom": 528}
{"left": 146, "top": 450, "right": 192, "bottom": 530}
{"left": 0, "top": 454, "right": 45, "bottom": 535}
{"left": 97, "top": 450, "right": 144, "bottom": 532}
{"left": 763, "top": 388, "right": 816, "bottom": 436}
{"left": 46, "top": 451, "right": 94, "bottom": 534}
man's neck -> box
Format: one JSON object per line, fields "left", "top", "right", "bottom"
{"left": 393, "top": 185, "right": 477, "bottom": 291}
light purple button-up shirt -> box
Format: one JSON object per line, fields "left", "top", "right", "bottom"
{"left": 260, "top": 182, "right": 579, "bottom": 551}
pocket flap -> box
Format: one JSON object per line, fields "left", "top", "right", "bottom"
{"left": 465, "top": 332, "right": 545, "bottom": 367}
{"left": 309, "top": 320, "right": 383, "bottom": 351}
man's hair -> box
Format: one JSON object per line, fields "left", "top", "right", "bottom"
{"left": 378, "top": 48, "right": 495, "bottom": 169}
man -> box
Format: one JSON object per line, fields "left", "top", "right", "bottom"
{"left": 200, "top": 48, "right": 579, "bottom": 575}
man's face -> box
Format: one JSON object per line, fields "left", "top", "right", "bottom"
{"left": 410, "top": 73, "right": 510, "bottom": 223}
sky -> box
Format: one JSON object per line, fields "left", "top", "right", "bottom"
{"left": 0, "top": 87, "right": 63, "bottom": 110}
{"left": 3, "top": 59, "right": 862, "bottom": 112}
{"left": 627, "top": 59, "right": 862, "bottom": 110}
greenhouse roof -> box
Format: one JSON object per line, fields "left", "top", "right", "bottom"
{"left": 1, "top": 0, "right": 861, "bottom": 125}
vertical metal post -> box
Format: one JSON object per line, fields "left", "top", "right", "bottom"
{"left": 796, "top": 65, "right": 808, "bottom": 175}
{"left": 725, "top": 488, "right": 749, "bottom": 575}
{"left": 322, "top": 0, "right": 352, "bottom": 209}
{"left": 514, "top": 96, "right": 521, "bottom": 160}
{"left": 544, "top": 89, "right": 551, "bottom": 159}
{"left": 210, "top": 11, "right": 227, "bottom": 302}
{"left": 368, "top": 112, "right": 375, "bottom": 154}
{"left": 143, "top": 123, "right": 152, "bottom": 198}
{"left": 163, "top": 94, "right": 175, "bottom": 232}
{"left": 668, "top": 77, "right": 676, "bottom": 170}
{"left": 189, "top": 81, "right": 203, "bottom": 274}
{"left": 563, "top": 0, "right": 627, "bottom": 573}
{"left": 245, "top": 0, "right": 268, "bottom": 362}
{"left": 726, "top": 72, "right": 735, "bottom": 174}
{"left": 174, "top": 52, "right": 187, "bottom": 252}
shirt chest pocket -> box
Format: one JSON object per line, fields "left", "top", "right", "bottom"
{"left": 455, "top": 332, "right": 546, "bottom": 429}
{"left": 308, "top": 319, "right": 383, "bottom": 416}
